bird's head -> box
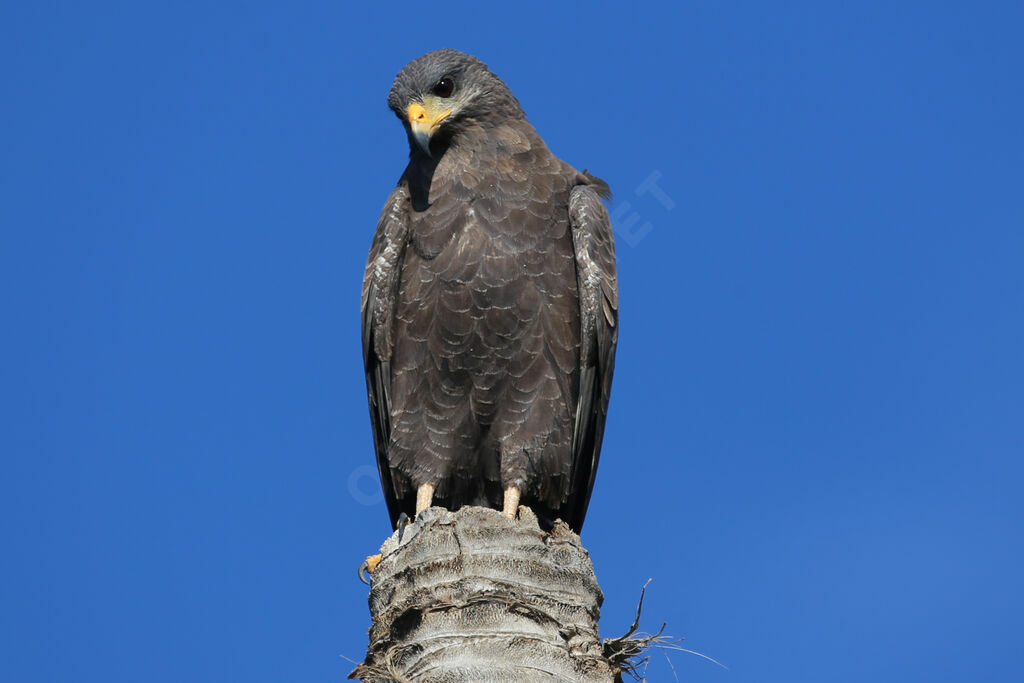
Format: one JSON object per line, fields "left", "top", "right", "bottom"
{"left": 388, "top": 49, "right": 524, "bottom": 157}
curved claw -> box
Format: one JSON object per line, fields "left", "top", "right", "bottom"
{"left": 358, "top": 553, "right": 382, "bottom": 585}
{"left": 357, "top": 560, "right": 370, "bottom": 585}
{"left": 396, "top": 512, "right": 410, "bottom": 543}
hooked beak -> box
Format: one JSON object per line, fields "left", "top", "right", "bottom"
{"left": 406, "top": 98, "right": 451, "bottom": 156}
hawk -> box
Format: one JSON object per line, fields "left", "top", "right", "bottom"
{"left": 362, "top": 49, "right": 617, "bottom": 533}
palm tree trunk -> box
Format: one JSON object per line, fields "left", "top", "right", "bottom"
{"left": 350, "top": 506, "right": 619, "bottom": 682}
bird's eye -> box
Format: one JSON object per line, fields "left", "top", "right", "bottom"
{"left": 432, "top": 77, "right": 455, "bottom": 98}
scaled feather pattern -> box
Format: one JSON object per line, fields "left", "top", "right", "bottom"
{"left": 362, "top": 49, "right": 618, "bottom": 532}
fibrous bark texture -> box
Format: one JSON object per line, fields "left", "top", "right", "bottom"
{"left": 351, "top": 506, "right": 617, "bottom": 682}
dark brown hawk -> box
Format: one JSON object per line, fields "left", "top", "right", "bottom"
{"left": 362, "top": 49, "right": 617, "bottom": 533}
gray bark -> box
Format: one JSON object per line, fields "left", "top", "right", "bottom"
{"left": 351, "top": 506, "right": 619, "bottom": 682}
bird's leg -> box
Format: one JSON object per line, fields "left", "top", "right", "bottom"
{"left": 502, "top": 486, "right": 521, "bottom": 521}
{"left": 415, "top": 483, "right": 434, "bottom": 517}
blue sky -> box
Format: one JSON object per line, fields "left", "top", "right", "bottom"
{"left": 3, "top": 2, "right": 1022, "bottom": 681}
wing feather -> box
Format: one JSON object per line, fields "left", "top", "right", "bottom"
{"left": 566, "top": 183, "right": 618, "bottom": 531}
{"left": 362, "top": 184, "right": 411, "bottom": 528}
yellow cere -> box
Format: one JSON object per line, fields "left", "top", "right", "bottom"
{"left": 406, "top": 100, "right": 452, "bottom": 131}
{"left": 406, "top": 102, "right": 428, "bottom": 124}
